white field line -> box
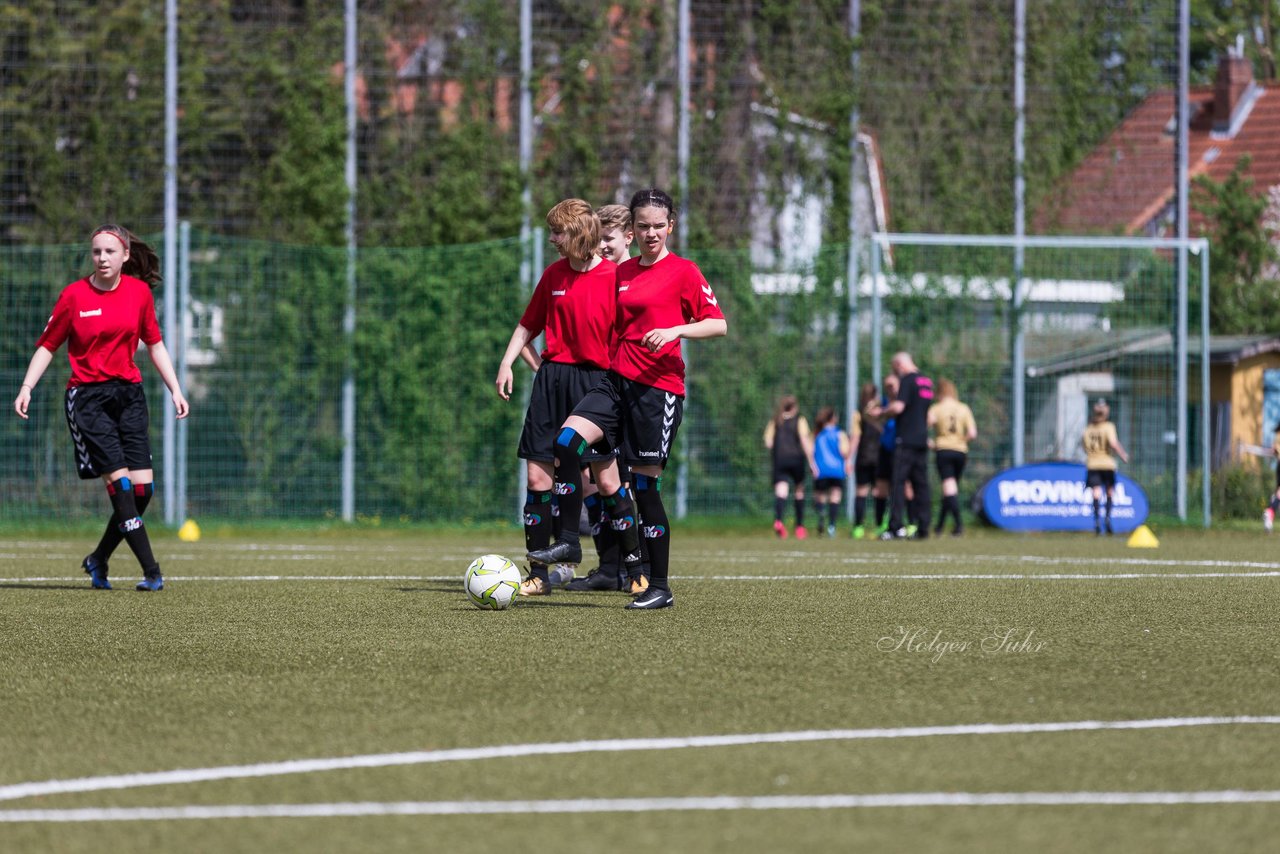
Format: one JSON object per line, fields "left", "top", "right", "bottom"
{"left": 4, "top": 790, "right": 1280, "bottom": 822}
{"left": 6, "top": 571, "right": 1280, "bottom": 583}
{"left": 1, "top": 717, "right": 1277, "bottom": 805}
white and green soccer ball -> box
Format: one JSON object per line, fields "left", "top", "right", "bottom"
{"left": 463, "top": 554, "right": 521, "bottom": 610}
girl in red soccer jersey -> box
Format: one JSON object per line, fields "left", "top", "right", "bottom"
{"left": 495, "top": 199, "right": 628, "bottom": 596}
{"left": 14, "top": 225, "right": 189, "bottom": 591}
{"left": 528, "top": 188, "right": 728, "bottom": 610}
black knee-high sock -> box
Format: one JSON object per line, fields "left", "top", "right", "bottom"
{"left": 602, "top": 486, "right": 640, "bottom": 563}
{"left": 814, "top": 499, "right": 826, "bottom": 528}
{"left": 773, "top": 495, "right": 785, "bottom": 523}
{"left": 794, "top": 496, "right": 806, "bottom": 527}
{"left": 1093, "top": 497, "right": 1101, "bottom": 527}
{"left": 523, "top": 489, "right": 553, "bottom": 579}
{"left": 106, "top": 477, "right": 159, "bottom": 575}
{"left": 587, "top": 493, "right": 620, "bottom": 572}
{"left": 1105, "top": 494, "right": 1113, "bottom": 522}
{"left": 874, "top": 496, "right": 887, "bottom": 526}
{"left": 633, "top": 474, "right": 669, "bottom": 590}
{"left": 94, "top": 482, "right": 153, "bottom": 562}
{"left": 551, "top": 429, "right": 587, "bottom": 548}
{"left": 942, "top": 495, "right": 960, "bottom": 530}
{"left": 854, "top": 495, "right": 867, "bottom": 526}
{"left": 828, "top": 499, "right": 841, "bottom": 528}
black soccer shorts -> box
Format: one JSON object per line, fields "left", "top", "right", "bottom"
{"left": 518, "top": 361, "right": 613, "bottom": 464}
{"left": 64, "top": 381, "right": 153, "bottom": 480}
{"left": 571, "top": 372, "right": 684, "bottom": 468}
{"left": 935, "top": 449, "right": 968, "bottom": 481}
{"left": 1085, "top": 469, "right": 1117, "bottom": 489}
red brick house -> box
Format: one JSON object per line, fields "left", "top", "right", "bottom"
{"left": 1042, "top": 51, "right": 1280, "bottom": 236}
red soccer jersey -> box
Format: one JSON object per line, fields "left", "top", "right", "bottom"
{"left": 611, "top": 252, "right": 725, "bottom": 396}
{"left": 35, "top": 275, "right": 162, "bottom": 387}
{"left": 518, "top": 257, "right": 617, "bottom": 370}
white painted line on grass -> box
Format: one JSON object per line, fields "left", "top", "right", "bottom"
{"left": 3, "top": 789, "right": 1280, "bottom": 822}
{"left": 4, "top": 570, "right": 1280, "bottom": 585}
{"left": 2, "top": 716, "right": 1277, "bottom": 805}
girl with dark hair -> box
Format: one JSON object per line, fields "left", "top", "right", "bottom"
{"left": 527, "top": 188, "right": 728, "bottom": 610}
{"left": 496, "top": 199, "right": 622, "bottom": 596}
{"left": 851, "top": 382, "right": 881, "bottom": 538}
{"left": 764, "top": 394, "right": 815, "bottom": 538}
{"left": 14, "top": 224, "right": 189, "bottom": 591}
{"left": 811, "top": 405, "right": 850, "bottom": 537}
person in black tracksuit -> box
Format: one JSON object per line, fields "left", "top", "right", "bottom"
{"left": 874, "top": 352, "right": 933, "bottom": 540}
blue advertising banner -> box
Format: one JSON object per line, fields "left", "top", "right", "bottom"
{"left": 980, "top": 461, "right": 1150, "bottom": 533}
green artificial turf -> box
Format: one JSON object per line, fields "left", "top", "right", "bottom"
{"left": 1, "top": 528, "right": 1277, "bottom": 852}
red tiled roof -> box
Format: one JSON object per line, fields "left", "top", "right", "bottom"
{"left": 1040, "top": 83, "right": 1280, "bottom": 235}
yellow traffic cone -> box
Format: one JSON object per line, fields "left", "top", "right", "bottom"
{"left": 177, "top": 519, "right": 201, "bottom": 542}
{"left": 1126, "top": 524, "right": 1158, "bottom": 548}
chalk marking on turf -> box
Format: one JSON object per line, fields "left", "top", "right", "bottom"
{"left": 2, "top": 716, "right": 1277, "bottom": 805}
{"left": 4, "top": 569, "right": 1280, "bottom": 585}
{"left": 4, "top": 789, "right": 1280, "bottom": 822}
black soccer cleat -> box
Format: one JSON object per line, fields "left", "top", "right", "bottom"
{"left": 625, "top": 587, "right": 674, "bottom": 610}
{"left": 527, "top": 540, "right": 582, "bottom": 566}
{"left": 565, "top": 566, "right": 623, "bottom": 591}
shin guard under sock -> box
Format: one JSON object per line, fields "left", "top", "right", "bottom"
{"left": 523, "top": 489, "right": 554, "bottom": 579}
{"left": 106, "top": 477, "right": 159, "bottom": 575}
{"left": 95, "top": 482, "right": 153, "bottom": 561}
{"left": 773, "top": 495, "right": 786, "bottom": 523}
{"left": 854, "top": 495, "right": 867, "bottom": 526}
{"left": 794, "top": 496, "right": 806, "bottom": 528}
{"left": 633, "top": 474, "right": 669, "bottom": 590}
{"left": 551, "top": 429, "right": 587, "bottom": 550}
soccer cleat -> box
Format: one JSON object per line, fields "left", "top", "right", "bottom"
{"left": 135, "top": 574, "right": 164, "bottom": 592}
{"left": 518, "top": 575, "right": 551, "bottom": 596}
{"left": 794, "top": 525, "right": 808, "bottom": 540}
{"left": 547, "top": 564, "right": 576, "bottom": 588}
{"left": 625, "top": 587, "right": 674, "bottom": 610}
{"left": 625, "top": 574, "right": 650, "bottom": 596}
{"left": 1105, "top": 519, "right": 1113, "bottom": 535}
{"left": 880, "top": 528, "right": 907, "bottom": 541}
{"left": 905, "top": 524, "right": 918, "bottom": 538}
{"left": 1266, "top": 507, "right": 1275, "bottom": 533}
{"left": 827, "top": 524, "right": 837, "bottom": 538}
{"left": 565, "top": 567, "right": 623, "bottom": 591}
{"left": 852, "top": 525, "right": 865, "bottom": 540}
{"left": 527, "top": 540, "right": 582, "bottom": 566}
{"left": 773, "top": 520, "right": 788, "bottom": 539}
{"left": 82, "top": 555, "right": 111, "bottom": 590}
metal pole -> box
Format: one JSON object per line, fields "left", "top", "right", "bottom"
{"left": 845, "top": 0, "right": 862, "bottom": 523}
{"left": 177, "top": 221, "right": 190, "bottom": 524}
{"left": 675, "top": 0, "right": 690, "bottom": 520}
{"left": 340, "top": 0, "right": 358, "bottom": 522}
{"left": 1012, "top": 0, "right": 1027, "bottom": 467}
{"left": 871, "top": 237, "right": 883, "bottom": 386}
{"left": 1200, "top": 246, "right": 1211, "bottom": 527}
{"left": 162, "top": 0, "right": 178, "bottom": 526}
{"left": 516, "top": 0, "right": 533, "bottom": 522}
{"left": 1175, "top": 0, "right": 1190, "bottom": 520}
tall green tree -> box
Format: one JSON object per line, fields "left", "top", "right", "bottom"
{"left": 1192, "top": 155, "right": 1280, "bottom": 333}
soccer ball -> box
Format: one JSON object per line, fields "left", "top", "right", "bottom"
{"left": 463, "top": 554, "right": 521, "bottom": 610}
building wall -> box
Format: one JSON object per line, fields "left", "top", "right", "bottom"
{"left": 1231, "top": 353, "right": 1280, "bottom": 461}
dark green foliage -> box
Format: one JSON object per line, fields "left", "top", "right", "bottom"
{"left": 1192, "top": 155, "right": 1280, "bottom": 334}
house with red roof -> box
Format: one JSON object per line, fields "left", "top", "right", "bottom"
{"left": 1041, "top": 50, "right": 1280, "bottom": 237}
